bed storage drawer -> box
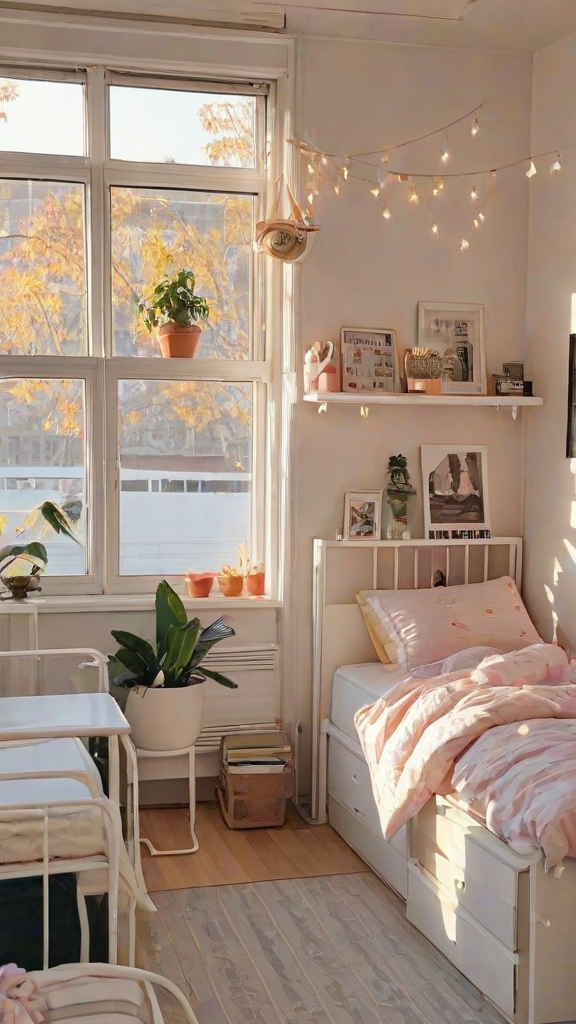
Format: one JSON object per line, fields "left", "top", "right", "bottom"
{"left": 412, "top": 799, "right": 527, "bottom": 951}
{"left": 327, "top": 735, "right": 408, "bottom": 858}
{"left": 407, "top": 859, "right": 518, "bottom": 1021}
{"left": 328, "top": 796, "right": 407, "bottom": 898}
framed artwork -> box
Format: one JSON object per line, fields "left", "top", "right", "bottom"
{"left": 567, "top": 334, "right": 576, "bottom": 458}
{"left": 417, "top": 302, "right": 486, "bottom": 395}
{"left": 341, "top": 327, "right": 399, "bottom": 393}
{"left": 343, "top": 491, "right": 382, "bottom": 541}
{"left": 421, "top": 445, "right": 491, "bottom": 539}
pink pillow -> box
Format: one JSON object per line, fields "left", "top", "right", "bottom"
{"left": 359, "top": 576, "right": 542, "bottom": 672}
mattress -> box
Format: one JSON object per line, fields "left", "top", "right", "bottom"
{"left": 330, "top": 662, "right": 411, "bottom": 745}
{"left": 0, "top": 776, "right": 107, "bottom": 866}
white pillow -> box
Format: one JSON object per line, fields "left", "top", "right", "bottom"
{"left": 360, "top": 576, "right": 542, "bottom": 672}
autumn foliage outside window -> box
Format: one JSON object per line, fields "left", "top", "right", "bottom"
{"left": 0, "top": 72, "right": 268, "bottom": 588}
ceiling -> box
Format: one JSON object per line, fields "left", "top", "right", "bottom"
{"left": 1, "top": 0, "right": 576, "bottom": 51}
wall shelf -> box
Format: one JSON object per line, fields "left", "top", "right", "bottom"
{"left": 303, "top": 392, "right": 543, "bottom": 408}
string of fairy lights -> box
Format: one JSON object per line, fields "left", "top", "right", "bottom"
{"left": 290, "top": 103, "right": 563, "bottom": 251}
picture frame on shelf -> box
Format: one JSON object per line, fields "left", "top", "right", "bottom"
{"left": 417, "top": 301, "right": 486, "bottom": 395}
{"left": 421, "top": 445, "right": 491, "bottom": 539}
{"left": 341, "top": 327, "right": 399, "bottom": 393}
{"left": 343, "top": 491, "right": 382, "bottom": 541}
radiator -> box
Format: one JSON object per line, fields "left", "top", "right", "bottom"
{"left": 196, "top": 644, "right": 280, "bottom": 751}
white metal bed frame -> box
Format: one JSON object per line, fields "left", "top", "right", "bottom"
{"left": 296, "top": 537, "right": 523, "bottom": 823}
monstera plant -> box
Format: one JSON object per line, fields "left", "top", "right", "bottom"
{"left": 108, "top": 580, "right": 238, "bottom": 751}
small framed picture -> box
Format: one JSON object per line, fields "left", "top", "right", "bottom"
{"left": 341, "top": 327, "right": 399, "bottom": 393}
{"left": 421, "top": 445, "right": 491, "bottom": 539}
{"left": 343, "top": 491, "right": 382, "bottom": 541}
{"left": 417, "top": 302, "right": 486, "bottom": 395}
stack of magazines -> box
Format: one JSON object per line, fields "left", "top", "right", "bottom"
{"left": 223, "top": 732, "right": 292, "bottom": 775}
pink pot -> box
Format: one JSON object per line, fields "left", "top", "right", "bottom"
{"left": 186, "top": 572, "right": 217, "bottom": 598}
{"left": 246, "top": 572, "right": 265, "bottom": 596}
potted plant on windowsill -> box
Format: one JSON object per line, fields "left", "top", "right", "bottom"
{"left": 138, "top": 269, "right": 210, "bottom": 359}
{"left": 0, "top": 499, "right": 82, "bottom": 599}
{"left": 107, "top": 580, "right": 238, "bottom": 751}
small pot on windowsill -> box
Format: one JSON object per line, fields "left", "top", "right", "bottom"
{"left": 186, "top": 572, "right": 218, "bottom": 599}
{"left": 217, "top": 574, "right": 244, "bottom": 598}
{"left": 1, "top": 574, "right": 42, "bottom": 600}
{"left": 158, "top": 322, "right": 202, "bottom": 359}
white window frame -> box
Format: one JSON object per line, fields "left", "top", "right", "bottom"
{"left": 0, "top": 64, "right": 274, "bottom": 596}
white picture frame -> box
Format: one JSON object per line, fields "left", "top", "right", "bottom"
{"left": 341, "top": 327, "right": 399, "bottom": 393}
{"left": 421, "top": 445, "right": 491, "bottom": 539}
{"left": 343, "top": 490, "right": 382, "bottom": 541}
{"left": 417, "top": 301, "right": 486, "bottom": 395}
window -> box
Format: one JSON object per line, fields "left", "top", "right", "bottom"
{"left": 0, "top": 68, "right": 270, "bottom": 594}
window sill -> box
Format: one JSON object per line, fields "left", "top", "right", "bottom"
{"left": 3, "top": 594, "right": 282, "bottom": 614}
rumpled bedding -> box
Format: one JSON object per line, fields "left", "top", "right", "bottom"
{"left": 355, "top": 643, "right": 576, "bottom": 868}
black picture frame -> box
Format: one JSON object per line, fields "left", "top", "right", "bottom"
{"left": 567, "top": 334, "right": 576, "bottom": 457}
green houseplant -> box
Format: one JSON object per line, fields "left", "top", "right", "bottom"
{"left": 0, "top": 499, "right": 82, "bottom": 599}
{"left": 108, "top": 580, "right": 237, "bottom": 751}
{"left": 138, "top": 269, "right": 210, "bottom": 359}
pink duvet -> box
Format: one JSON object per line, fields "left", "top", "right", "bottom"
{"left": 355, "top": 643, "right": 576, "bottom": 867}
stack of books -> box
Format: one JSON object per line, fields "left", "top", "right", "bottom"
{"left": 223, "top": 732, "right": 292, "bottom": 775}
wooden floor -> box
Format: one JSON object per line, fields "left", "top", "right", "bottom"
{"left": 138, "top": 871, "right": 504, "bottom": 1024}
{"left": 140, "top": 802, "right": 368, "bottom": 891}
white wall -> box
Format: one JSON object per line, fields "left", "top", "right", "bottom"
{"left": 524, "top": 30, "right": 576, "bottom": 649}
{"left": 293, "top": 36, "right": 533, "bottom": 784}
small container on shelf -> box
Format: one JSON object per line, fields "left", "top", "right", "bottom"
{"left": 186, "top": 571, "right": 217, "bottom": 598}
{"left": 217, "top": 573, "right": 244, "bottom": 597}
{"left": 246, "top": 563, "right": 265, "bottom": 596}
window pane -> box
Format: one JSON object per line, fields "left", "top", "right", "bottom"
{"left": 0, "top": 78, "right": 84, "bottom": 156}
{"left": 0, "top": 180, "right": 87, "bottom": 355}
{"left": 109, "top": 86, "right": 255, "bottom": 167}
{"left": 111, "top": 187, "right": 252, "bottom": 359}
{"left": 0, "top": 379, "right": 86, "bottom": 576}
{"left": 118, "top": 379, "right": 252, "bottom": 576}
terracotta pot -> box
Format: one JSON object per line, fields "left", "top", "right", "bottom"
{"left": 217, "top": 575, "right": 244, "bottom": 597}
{"left": 186, "top": 573, "right": 217, "bottom": 598}
{"left": 158, "top": 322, "right": 202, "bottom": 358}
{"left": 246, "top": 572, "right": 265, "bottom": 596}
{"left": 125, "top": 682, "right": 205, "bottom": 751}
{"left": 1, "top": 575, "right": 42, "bottom": 600}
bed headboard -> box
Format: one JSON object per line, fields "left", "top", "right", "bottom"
{"left": 304, "top": 537, "right": 523, "bottom": 822}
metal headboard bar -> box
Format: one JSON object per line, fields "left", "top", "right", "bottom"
{"left": 297, "top": 537, "right": 523, "bottom": 825}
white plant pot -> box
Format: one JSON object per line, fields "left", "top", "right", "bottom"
{"left": 125, "top": 683, "right": 205, "bottom": 751}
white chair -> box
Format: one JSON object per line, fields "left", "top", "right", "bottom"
{"left": 6, "top": 963, "right": 199, "bottom": 1023}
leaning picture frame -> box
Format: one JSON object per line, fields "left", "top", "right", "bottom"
{"left": 417, "top": 301, "right": 486, "bottom": 395}
{"left": 421, "top": 444, "right": 491, "bottom": 539}
{"left": 343, "top": 490, "right": 382, "bottom": 541}
{"left": 341, "top": 327, "right": 399, "bottom": 393}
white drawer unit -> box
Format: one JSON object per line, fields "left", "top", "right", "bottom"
{"left": 326, "top": 724, "right": 408, "bottom": 897}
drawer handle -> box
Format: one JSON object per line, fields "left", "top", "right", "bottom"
{"left": 455, "top": 879, "right": 465, "bottom": 892}
{"left": 353, "top": 806, "right": 366, "bottom": 818}
{"left": 350, "top": 774, "right": 358, "bottom": 785}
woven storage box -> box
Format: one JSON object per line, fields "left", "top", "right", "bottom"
{"left": 217, "top": 733, "right": 294, "bottom": 829}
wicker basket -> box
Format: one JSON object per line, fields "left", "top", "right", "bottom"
{"left": 217, "top": 735, "right": 294, "bottom": 829}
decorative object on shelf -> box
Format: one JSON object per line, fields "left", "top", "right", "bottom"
{"left": 384, "top": 455, "right": 416, "bottom": 540}
{"left": 291, "top": 100, "right": 564, "bottom": 252}
{"left": 343, "top": 490, "right": 382, "bottom": 541}
{"left": 107, "top": 580, "right": 237, "bottom": 751}
{"left": 421, "top": 445, "right": 491, "bottom": 540}
{"left": 567, "top": 335, "right": 576, "bottom": 458}
{"left": 185, "top": 571, "right": 218, "bottom": 598}
{"left": 138, "top": 268, "right": 210, "bottom": 358}
{"left": 0, "top": 499, "right": 82, "bottom": 600}
{"left": 404, "top": 348, "right": 443, "bottom": 395}
{"left": 217, "top": 569, "right": 244, "bottom": 597}
{"left": 255, "top": 175, "right": 319, "bottom": 264}
{"left": 246, "top": 562, "right": 265, "bottom": 596}
{"left": 341, "top": 327, "right": 399, "bottom": 393}
{"left": 417, "top": 302, "right": 486, "bottom": 395}
{"left": 303, "top": 341, "right": 341, "bottom": 394}
{"left": 490, "top": 360, "right": 533, "bottom": 397}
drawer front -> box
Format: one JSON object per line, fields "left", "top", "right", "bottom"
{"left": 329, "top": 796, "right": 407, "bottom": 899}
{"left": 408, "top": 860, "right": 517, "bottom": 1020}
{"left": 328, "top": 738, "right": 407, "bottom": 856}
{"left": 413, "top": 803, "right": 520, "bottom": 950}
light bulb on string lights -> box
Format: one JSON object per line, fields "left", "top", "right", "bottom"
{"left": 380, "top": 152, "right": 390, "bottom": 165}
{"left": 478, "top": 211, "right": 486, "bottom": 223}
{"left": 471, "top": 114, "right": 480, "bottom": 137}
{"left": 470, "top": 186, "right": 479, "bottom": 201}
{"left": 370, "top": 185, "right": 381, "bottom": 198}
{"left": 441, "top": 149, "right": 450, "bottom": 165}
{"left": 320, "top": 155, "right": 329, "bottom": 167}
{"left": 551, "top": 154, "right": 562, "bottom": 173}
{"left": 307, "top": 163, "right": 315, "bottom": 175}
{"left": 526, "top": 159, "right": 537, "bottom": 179}
{"left": 460, "top": 238, "right": 470, "bottom": 252}
{"left": 431, "top": 222, "right": 439, "bottom": 236}
{"left": 382, "top": 206, "right": 391, "bottom": 220}
{"left": 333, "top": 184, "right": 341, "bottom": 196}
{"left": 342, "top": 165, "right": 349, "bottom": 180}
{"left": 408, "top": 181, "right": 420, "bottom": 204}
{"left": 473, "top": 218, "right": 479, "bottom": 229}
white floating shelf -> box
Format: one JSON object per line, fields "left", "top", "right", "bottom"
{"left": 303, "top": 392, "right": 543, "bottom": 408}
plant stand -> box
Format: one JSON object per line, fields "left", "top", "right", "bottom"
{"left": 136, "top": 744, "right": 199, "bottom": 857}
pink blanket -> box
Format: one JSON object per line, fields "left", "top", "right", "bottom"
{"left": 355, "top": 644, "right": 576, "bottom": 867}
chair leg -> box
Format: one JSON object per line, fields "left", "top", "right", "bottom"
{"left": 77, "top": 888, "right": 90, "bottom": 962}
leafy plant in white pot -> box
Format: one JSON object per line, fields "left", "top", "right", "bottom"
{"left": 107, "top": 580, "right": 237, "bottom": 751}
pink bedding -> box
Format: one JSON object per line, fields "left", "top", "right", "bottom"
{"left": 355, "top": 643, "right": 576, "bottom": 868}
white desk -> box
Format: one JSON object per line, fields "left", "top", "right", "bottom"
{"left": 0, "top": 692, "right": 129, "bottom": 742}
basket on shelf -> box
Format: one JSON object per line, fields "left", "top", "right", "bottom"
{"left": 217, "top": 731, "right": 294, "bottom": 829}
